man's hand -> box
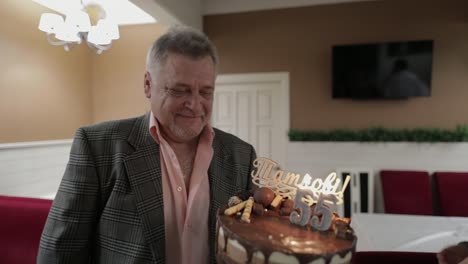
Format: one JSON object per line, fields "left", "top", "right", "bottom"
{"left": 437, "top": 244, "right": 468, "bottom": 264}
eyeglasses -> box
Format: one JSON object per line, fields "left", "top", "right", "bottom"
{"left": 164, "top": 85, "right": 214, "bottom": 101}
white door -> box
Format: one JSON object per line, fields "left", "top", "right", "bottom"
{"left": 212, "top": 72, "right": 289, "bottom": 167}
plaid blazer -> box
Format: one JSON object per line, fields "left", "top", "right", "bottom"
{"left": 37, "top": 113, "right": 256, "bottom": 264}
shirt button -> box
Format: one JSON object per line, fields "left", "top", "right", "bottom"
{"left": 177, "top": 186, "right": 182, "bottom": 192}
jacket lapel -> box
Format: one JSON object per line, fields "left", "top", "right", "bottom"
{"left": 207, "top": 134, "right": 237, "bottom": 263}
{"left": 208, "top": 133, "right": 233, "bottom": 208}
{"left": 124, "top": 113, "right": 166, "bottom": 263}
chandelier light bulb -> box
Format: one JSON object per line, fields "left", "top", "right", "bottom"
{"left": 65, "top": 11, "right": 91, "bottom": 33}
{"left": 55, "top": 25, "right": 81, "bottom": 43}
{"left": 96, "top": 19, "right": 120, "bottom": 40}
{"left": 88, "top": 25, "right": 112, "bottom": 45}
{"left": 37, "top": 2, "right": 119, "bottom": 54}
{"left": 38, "top": 13, "right": 64, "bottom": 34}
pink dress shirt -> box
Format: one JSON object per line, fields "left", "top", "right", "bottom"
{"left": 149, "top": 112, "right": 214, "bottom": 264}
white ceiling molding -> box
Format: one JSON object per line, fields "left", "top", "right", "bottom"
{"left": 202, "top": 0, "right": 376, "bottom": 15}
{"left": 130, "top": 0, "right": 202, "bottom": 30}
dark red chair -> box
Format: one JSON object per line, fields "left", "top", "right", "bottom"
{"left": 0, "top": 195, "right": 53, "bottom": 264}
{"left": 352, "top": 251, "right": 438, "bottom": 264}
{"left": 380, "top": 170, "right": 433, "bottom": 215}
{"left": 434, "top": 172, "right": 468, "bottom": 217}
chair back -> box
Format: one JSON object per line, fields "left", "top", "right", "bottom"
{"left": 434, "top": 172, "right": 468, "bottom": 217}
{"left": 380, "top": 170, "right": 433, "bottom": 215}
{"left": 0, "top": 195, "right": 52, "bottom": 264}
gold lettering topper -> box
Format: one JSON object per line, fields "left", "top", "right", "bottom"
{"left": 251, "top": 157, "right": 351, "bottom": 205}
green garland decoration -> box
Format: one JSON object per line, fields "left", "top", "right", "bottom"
{"left": 288, "top": 125, "right": 468, "bottom": 142}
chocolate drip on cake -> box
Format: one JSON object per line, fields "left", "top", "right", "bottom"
{"left": 216, "top": 187, "right": 357, "bottom": 264}
{"left": 216, "top": 212, "right": 356, "bottom": 264}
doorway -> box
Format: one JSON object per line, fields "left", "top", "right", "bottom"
{"left": 212, "top": 72, "right": 289, "bottom": 166}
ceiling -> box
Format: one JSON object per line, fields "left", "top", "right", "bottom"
{"left": 131, "top": 0, "right": 374, "bottom": 30}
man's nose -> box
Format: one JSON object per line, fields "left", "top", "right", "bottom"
{"left": 184, "top": 92, "right": 203, "bottom": 110}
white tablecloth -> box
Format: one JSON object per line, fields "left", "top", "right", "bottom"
{"left": 351, "top": 213, "right": 468, "bottom": 252}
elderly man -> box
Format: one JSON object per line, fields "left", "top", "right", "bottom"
{"left": 37, "top": 26, "right": 256, "bottom": 264}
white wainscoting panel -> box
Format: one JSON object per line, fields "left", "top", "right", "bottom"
{"left": 0, "top": 140, "right": 72, "bottom": 199}
{"left": 286, "top": 142, "right": 468, "bottom": 213}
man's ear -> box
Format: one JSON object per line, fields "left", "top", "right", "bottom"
{"left": 144, "top": 71, "right": 152, "bottom": 98}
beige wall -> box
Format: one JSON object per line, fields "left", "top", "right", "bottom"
{"left": 91, "top": 24, "right": 167, "bottom": 123}
{"left": 204, "top": 0, "right": 468, "bottom": 130}
{"left": 0, "top": 1, "right": 167, "bottom": 143}
{"left": 0, "top": 1, "right": 93, "bottom": 143}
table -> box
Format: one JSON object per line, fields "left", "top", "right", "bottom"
{"left": 351, "top": 213, "right": 468, "bottom": 252}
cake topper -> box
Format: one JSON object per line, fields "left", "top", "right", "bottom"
{"left": 251, "top": 157, "right": 351, "bottom": 230}
{"left": 251, "top": 157, "right": 350, "bottom": 205}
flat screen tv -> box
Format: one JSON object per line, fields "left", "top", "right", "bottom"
{"left": 332, "top": 40, "right": 433, "bottom": 99}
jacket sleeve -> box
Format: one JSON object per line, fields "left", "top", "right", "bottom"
{"left": 37, "top": 127, "right": 100, "bottom": 263}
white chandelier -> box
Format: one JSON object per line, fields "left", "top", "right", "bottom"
{"left": 38, "top": 0, "right": 120, "bottom": 54}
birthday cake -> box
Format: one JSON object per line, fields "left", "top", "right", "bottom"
{"left": 215, "top": 158, "right": 357, "bottom": 264}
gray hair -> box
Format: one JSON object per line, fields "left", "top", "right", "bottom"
{"left": 146, "top": 25, "right": 218, "bottom": 74}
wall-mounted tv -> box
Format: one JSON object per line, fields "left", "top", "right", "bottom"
{"left": 332, "top": 40, "right": 433, "bottom": 99}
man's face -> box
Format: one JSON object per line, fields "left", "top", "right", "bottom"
{"left": 145, "top": 53, "right": 216, "bottom": 143}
